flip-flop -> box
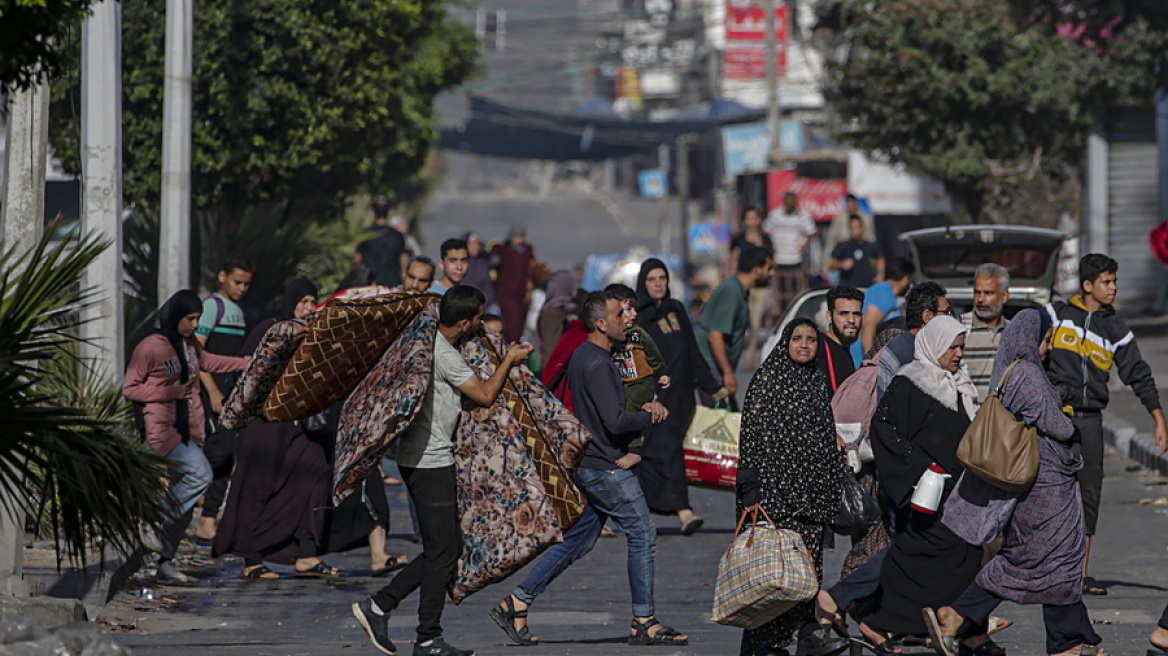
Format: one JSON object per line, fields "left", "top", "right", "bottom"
{"left": 922, "top": 608, "right": 957, "bottom": 656}
{"left": 242, "top": 564, "right": 280, "bottom": 580}
{"left": 1146, "top": 649, "right": 1168, "bottom": 656}
{"left": 371, "top": 555, "right": 410, "bottom": 577}
{"left": 1082, "top": 576, "right": 1108, "bottom": 596}
{"left": 681, "top": 516, "right": 705, "bottom": 536}
{"left": 295, "top": 562, "right": 341, "bottom": 578}
{"left": 987, "top": 616, "right": 1013, "bottom": 636}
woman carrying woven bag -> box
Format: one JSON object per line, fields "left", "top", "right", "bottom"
{"left": 734, "top": 319, "right": 848, "bottom": 656}
{"left": 925, "top": 310, "right": 1106, "bottom": 656}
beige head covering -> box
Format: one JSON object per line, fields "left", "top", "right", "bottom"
{"left": 899, "top": 315, "right": 978, "bottom": 418}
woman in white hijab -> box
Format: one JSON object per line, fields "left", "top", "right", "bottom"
{"left": 859, "top": 316, "right": 984, "bottom": 643}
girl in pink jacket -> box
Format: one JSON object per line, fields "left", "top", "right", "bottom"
{"left": 123, "top": 289, "right": 247, "bottom": 583}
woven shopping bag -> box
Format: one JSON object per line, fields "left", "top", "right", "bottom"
{"left": 712, "top": 504, "right": 818, "bottom": 629}
{"left": 683, "top": 402, "right": 740, "bottom": 489}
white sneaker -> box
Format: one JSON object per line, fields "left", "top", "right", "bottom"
{"left": 156, "top": 561, "right": 193, "bottom": 584}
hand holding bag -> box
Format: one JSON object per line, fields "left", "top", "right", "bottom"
{"left": 832, "top": 471, "right": 882, "bottom": 534}
{"left": 956, "top": 359, "right": 1039, "bottom": 493}
{"left": 712, "top": 504, "right": 818, "bottom": 629}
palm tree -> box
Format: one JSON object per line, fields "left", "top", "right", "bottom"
{"left": 0, "top": 227, "right": 168, "bottom": 567}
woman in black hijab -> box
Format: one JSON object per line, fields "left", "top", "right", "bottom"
{"left": 123, "top": 289, "right": 248, "bottom": 584}
{"left": 736, "top": 318, "right": 847, "bottom": 656}
{"left": 214, "top": 279, "right": 350, "bottom": 579}
{"left": 633, "top": 259, "right": 724, "bottom": 533}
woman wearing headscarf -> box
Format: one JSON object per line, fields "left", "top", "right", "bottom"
{"left": 926, "top": 310, "right": 1105, "bottom": 656}
{"left": 461, "top": 231, "right": 498, "bottom": 313}
{"left": 492, "top": 225, "right": 535, "bottom": 343}
{"left": 736, "top": 318, "right": 848, "bottom": 656}
{"left": 212, "top": 279, "right": 351, "bottom": 579}
{"left": 634, "top": 259, "right": 724, "bottom": 533}
{"left": 537, "top": 270, "right": 577, "bottom": 368}
{"left": 862, "top": 316, "right": 982, "bottom": 641}
{"left": 123, "top": 290, "right": 249, "bottom": 584}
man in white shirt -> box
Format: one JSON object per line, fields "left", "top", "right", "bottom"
{"left": 352, "top": 285, "right": 533, "bottom": 656}
{"left": 763, "top": 191, "right": 818, "bottom": 318}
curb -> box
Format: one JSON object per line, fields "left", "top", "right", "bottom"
{"left": 1103, "top": 415, "right": 1168, "bottom": 477}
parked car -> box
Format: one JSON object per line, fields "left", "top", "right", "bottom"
{"left": 760, "top": 225, "right": 1067, "bottom": 362}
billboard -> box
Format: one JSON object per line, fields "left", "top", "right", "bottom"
{"left": 724, "top": 0, "right": 788, "bottom": 79}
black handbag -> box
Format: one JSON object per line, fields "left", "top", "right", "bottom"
{"left": 832, "top": 472, "right": 881, "bottom": 534}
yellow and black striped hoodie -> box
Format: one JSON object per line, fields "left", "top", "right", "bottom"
{"left": 1045, "top": 296, "right": 1161, "bottom": 414}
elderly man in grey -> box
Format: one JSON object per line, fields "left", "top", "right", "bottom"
{"left": 961, "top": 263, "right": 1011, "bottom": 401}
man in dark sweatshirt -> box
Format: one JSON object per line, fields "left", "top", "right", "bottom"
{"left": 488, "top": 291, "right": 689, "bottom": 648}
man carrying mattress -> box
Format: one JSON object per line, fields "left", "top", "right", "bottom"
{"left": 351, "top": 285, "right": 533, "bottom": 656}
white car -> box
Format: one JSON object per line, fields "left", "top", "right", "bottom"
{"left": 760, "top": 224, "right": 1066, "bottom": 362}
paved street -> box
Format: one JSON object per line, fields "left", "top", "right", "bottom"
{"left": 91, "top": 440, "right": 1168, "bottom": 656}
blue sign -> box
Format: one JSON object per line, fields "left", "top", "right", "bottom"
{"left": 689, "top": 221, "right": 731, "bottom": 256}
{"left": 779, "top": 120, "right": 805, "bottom": 154}
{"left": 721, "top": 122, "right": 768, "bottom": 178}
{"left": 639, "top": 169, "right": 668, "bottom": 200}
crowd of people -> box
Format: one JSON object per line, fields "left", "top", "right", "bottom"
{"left": 120, "top": 192, "right": 1168, "bottom": 656}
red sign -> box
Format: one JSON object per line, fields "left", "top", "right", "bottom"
{"left": 767, "top": 170, "right": 848, "bottom": 223}
{"left": 724, "top": 0, "right": 787, "bottom": 79}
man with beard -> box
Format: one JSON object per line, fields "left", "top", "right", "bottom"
{"left": 961, "top": 263, "right": 1011, "bottom": 402}
{"left": 817, "top": 285, "right": 864, "bottom": 392}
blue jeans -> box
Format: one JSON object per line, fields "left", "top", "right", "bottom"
{"left": 160, "top": 441, "right": 212, "bottom": 559}
{"left": 512, "top": 467, "right": 657, "bottom": 618}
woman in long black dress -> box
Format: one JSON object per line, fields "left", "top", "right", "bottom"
{"left": 736, "top": 318, "right": 848, "bottom": 656}
{"left": 865, "top": 315, "right": 982, "bottom": 638}
{"left": 214, "top": 279, "right": 339, "bottom": 578}
{"left": 634, "top": 259, "right": 724, "bottom": 533}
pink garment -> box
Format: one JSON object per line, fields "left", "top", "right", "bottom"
{"left": 122, "top": 333, "right": 247, "bottom": 456}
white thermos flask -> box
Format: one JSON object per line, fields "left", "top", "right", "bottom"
{"left": 910, "top": 464, "right": 951, "bottom": 514}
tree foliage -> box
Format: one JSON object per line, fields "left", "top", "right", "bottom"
{"left": 0, "top": 0, "right": 95, "bottom": 90}
{"left": 825, "top": 0, "right": 1166, "bottom": 221}
{"left": 0, "top": 228, "right": 168, "bottom": 563}
{"left": 50, "top": 0, "right": 478, "bottom": 318}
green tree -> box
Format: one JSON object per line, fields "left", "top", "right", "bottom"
{"left": 50, "top": 0, "right": 478, "bottom": 321}
{"left": 0, "top": 229, "right": 168, "bottom": 562}
{"left": 825, "top": 0, "right": 1166, "bottom": 221}
{"left": 0, "top": 0, "right": 95, "bottom": 90}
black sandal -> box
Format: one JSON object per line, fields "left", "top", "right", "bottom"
{"left": 629, "top": 618, "right": 688, "bottom": 646}
{"left": 488, "top": 596, "right": 539, "bottom": 646}
{"left": 295, "top": 562, "right": 340, "bottom": 578}
{"left": 1082, "top": 576, "right": 1107, "bottom": 596}
{"left": 958, "top": 639, "right": 1006, "bottom": 656}
{"left": 241, "top": 564, "right": 279, "bottom": 580}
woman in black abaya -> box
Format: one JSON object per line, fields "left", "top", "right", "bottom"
{"left": 633, "top": 259, "right": 724, "bottom": 534}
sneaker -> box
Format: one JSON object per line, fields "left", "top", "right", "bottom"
{"left": 155, "top": 560, "right": 193, "bottom": 584}
{"left": 352, "top": 599, "right": 397, "bottom": 655}
{"left": 412, "top": 636, "right": 474, "bottom": 656}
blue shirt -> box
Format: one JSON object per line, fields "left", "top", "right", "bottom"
{"left": 862, "top": 281, "right": 899, "bottom": 320}
{"left": 428, "top": 281, "right": 449, "bottom": 295}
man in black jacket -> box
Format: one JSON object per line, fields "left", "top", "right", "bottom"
{"left": 487, "top": 291, "right": 688, "bottom": 648}
{"left": 1046, "top": 253, "right": 1167, "bottom": 596}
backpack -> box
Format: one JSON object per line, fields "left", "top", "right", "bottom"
{"left": 830, "top": 346, "right": 886, "bottom": 462}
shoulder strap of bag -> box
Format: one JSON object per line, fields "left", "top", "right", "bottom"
{"left": 212, "top": 295, "right": 227, "bottom": 328}
{"left": 988, "top": 359, "right": 1023, "bottom": 399}
{"left": 824, "top": 340, "right": 838, "bottom": 391}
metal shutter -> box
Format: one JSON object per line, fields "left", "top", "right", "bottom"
{"left": 1107, "top": 140, "right": 1159, "bottom": 310}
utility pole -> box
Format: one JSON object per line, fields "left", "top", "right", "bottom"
{"left": 81, "top": 0, "right": 125, "bottom": 380}
{"left": 765, "top": 0, "right": 781, "bottom": 154}
{"left": 159, "top": 0, "right": 193, "bottom": 302}
{"left": 1, "top": 84, "right": 49, "bottom": 255}
{"left": 0, "top": 79, "right": 49, "bottom": 598}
